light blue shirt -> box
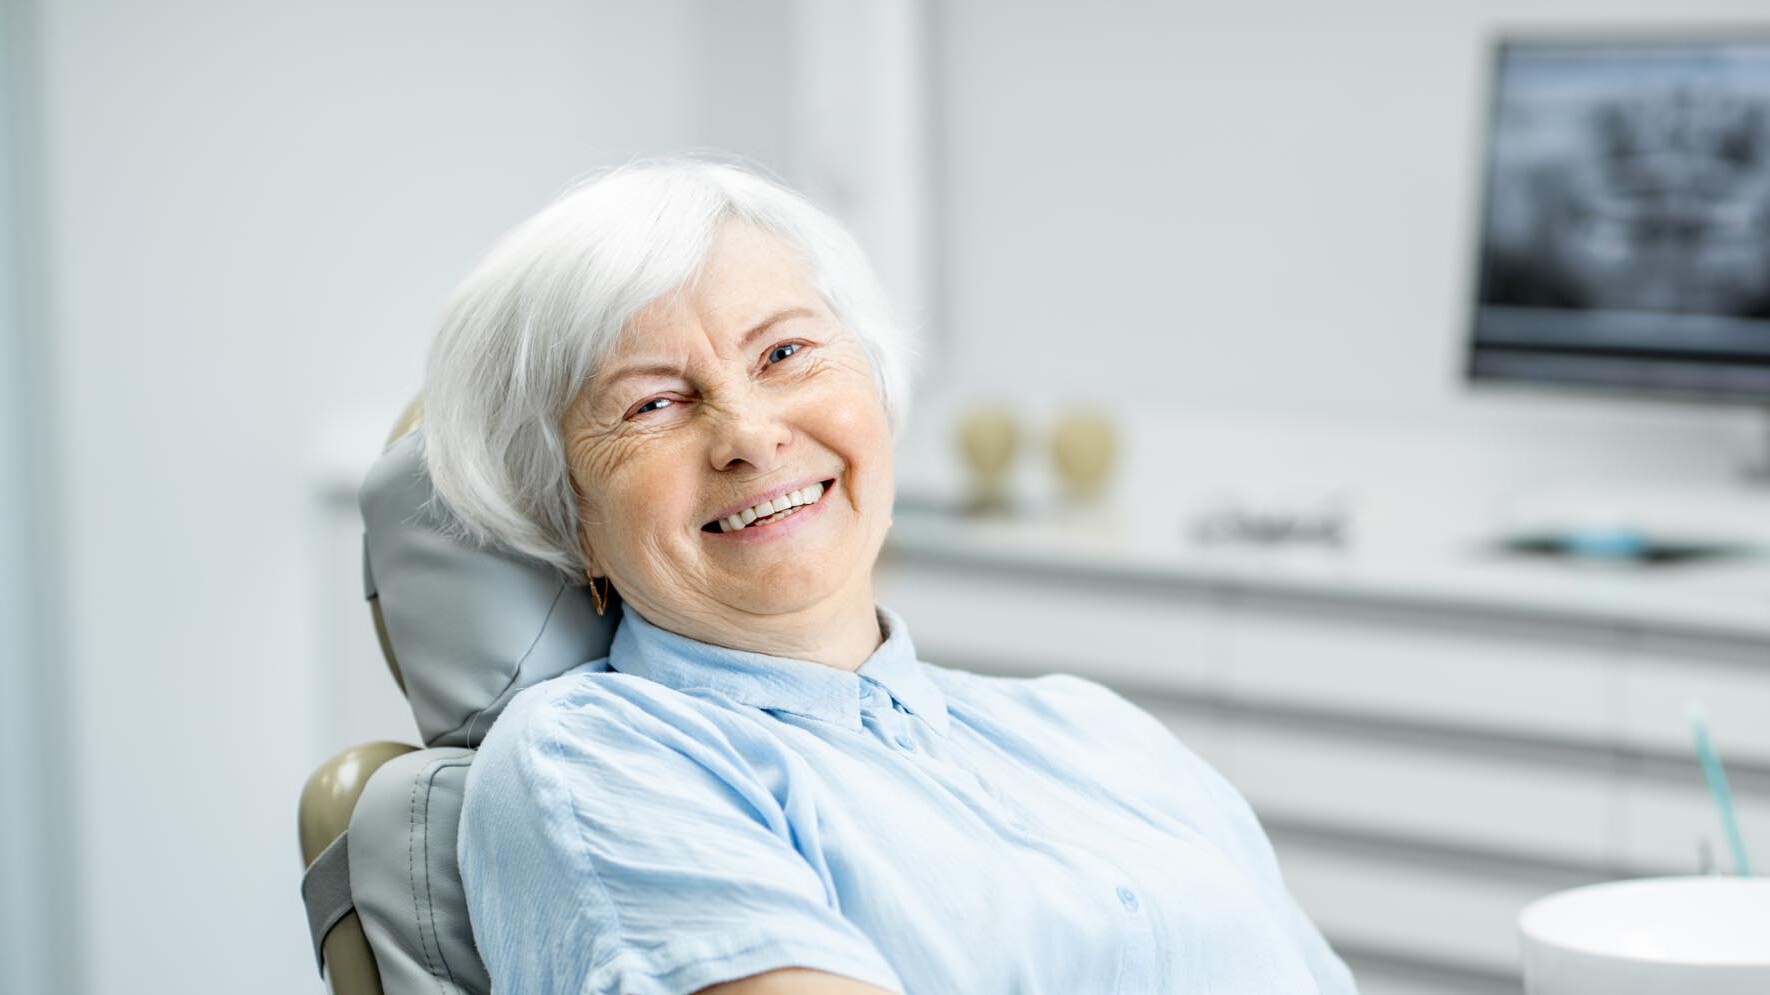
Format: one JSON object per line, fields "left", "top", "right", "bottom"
{"left": 458, "top": 603, "right": 1358, "bottom": 995}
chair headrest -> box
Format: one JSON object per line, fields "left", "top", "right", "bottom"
{"left": 359, "top": 422, "right": 618, "bottom": 747}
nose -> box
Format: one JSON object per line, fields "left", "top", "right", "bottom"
{"left": 707, "top": 393, "right": 794, "bottom": 473}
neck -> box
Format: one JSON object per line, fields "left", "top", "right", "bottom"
{"left": 628, "top": 576, "right": 885, "bottom": 673}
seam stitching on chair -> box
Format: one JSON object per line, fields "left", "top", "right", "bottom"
{"left": 407, "top": 759, "right": 448, "bottom": 995}
{"left": 423, "top": 756, "right": 469, "bottom": 991}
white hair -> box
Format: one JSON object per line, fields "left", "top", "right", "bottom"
{"left": 420, "top": 156, "right": 918, "bottom": 582}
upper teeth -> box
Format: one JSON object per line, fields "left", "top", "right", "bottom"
{"left": 717, "top": 481, "right": 825, "bottom": 532}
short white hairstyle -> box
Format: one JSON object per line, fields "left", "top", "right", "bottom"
{"left": 420, "top": 156, "right": 918, "bottom": 582}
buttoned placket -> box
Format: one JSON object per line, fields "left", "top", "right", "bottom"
{"left": 1099, "top": 848, "right": 1158, "bottom": 994}
{"left": 967, "top": 774, "right": 1160, "bottom": 991}
{"left": 966, "top": 766, "right": 1156, "bottom": 991}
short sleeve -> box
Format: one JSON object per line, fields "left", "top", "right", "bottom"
{"left": 457, "top": 674, "right": 905, "bottom": 995}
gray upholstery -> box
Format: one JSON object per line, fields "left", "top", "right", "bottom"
{"left": 359, "top": 427, "right": 618, "bottom": 749}
{"left": 301, "top": 832, "right": 354, "bottom": 971}
{"left": 344, "top": 425, "right": 620, "bottom": 994}
{"left": 349, "top": 748, "right": 489, "bottom": 995}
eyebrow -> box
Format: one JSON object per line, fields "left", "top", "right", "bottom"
{"left": 598, "top": 306, "right": 818, "bottom": 390}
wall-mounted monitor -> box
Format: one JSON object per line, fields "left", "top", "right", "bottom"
{"left": 1467, "top": 35, "right": 1770, "bottom": 403}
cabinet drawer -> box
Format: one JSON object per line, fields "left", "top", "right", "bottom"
{"left": 1621, "top": 634, "right": 1770, "bottom": 766}
{"left": 875, "top": 561, "right": 1213, "bottom": 690}
{"left": 1229, "top": 723, "right": 1615, "bottom": 868}
{"left": 1225, "top": 598, "right": 1615, "bottom": 742}
{"left": 1619, "top": 777, "right": 1770, "bottom": 875}
{"left": 1274, "top": 835, "right": 1586, "bottom": 976}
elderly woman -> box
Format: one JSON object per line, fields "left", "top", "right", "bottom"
{"left": 426, "top": 158, "right": 1357, "bottom": 995}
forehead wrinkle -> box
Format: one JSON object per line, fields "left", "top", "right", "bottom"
{"left": 588, "top": 223, "right": 827, "bottom": 400}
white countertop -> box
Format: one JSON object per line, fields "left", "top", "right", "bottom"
{"left": 883, "top": 496, "right": 1770, "bottom": 643}
{"left": 877, "top": 395, "right": 1770, "bottom": 643}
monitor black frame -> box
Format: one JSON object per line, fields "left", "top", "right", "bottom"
{"left": 1463, "top": 26, "right": 1770, "bottom": 408}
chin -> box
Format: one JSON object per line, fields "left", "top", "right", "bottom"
{"left": 735, "top": 559, "right": 856, "bottom": 608}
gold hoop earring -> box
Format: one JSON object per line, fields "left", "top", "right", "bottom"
{"left": 589, "top": 574, "right": 609, "bottom": 616}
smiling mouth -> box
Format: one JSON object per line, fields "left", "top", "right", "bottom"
{"left": 697, "top": 478, "right": 835, "bottom": 531}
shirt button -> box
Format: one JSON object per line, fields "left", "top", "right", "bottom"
{"left": 1116, "top": 886, "right": 1140, "bottom": 913}
{"left": 860, "top": 684, "right": 876, "bottom": 701}
{"left": 894, "top": 732, "right": 915, "bottom": 750}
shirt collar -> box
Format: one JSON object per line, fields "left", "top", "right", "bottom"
{"left": 607, "top": 603, "right": 949, "bottom": 734}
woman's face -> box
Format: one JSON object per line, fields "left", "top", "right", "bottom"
{"left": 562, "top": 221, "right": 895, "bottom": 637}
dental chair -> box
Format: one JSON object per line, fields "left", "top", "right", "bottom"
{"left": 297, "top": 399, "right": 620, "bottom": 995}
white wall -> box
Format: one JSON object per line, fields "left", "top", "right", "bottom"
{"left": 933, "top": 0, "right": 1769, "bottom": 489}
{"left": 34, "top": 3, "right": 718, "bottom": 991}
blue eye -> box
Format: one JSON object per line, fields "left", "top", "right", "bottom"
{"left": 631, "top": 397, "right": 673, "bottom": 417}
{"left": 768, "top": 342, "right": 802, "bottom": 364}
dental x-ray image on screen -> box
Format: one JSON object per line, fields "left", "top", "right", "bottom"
{"left": 1469, "top": 36, "right": 1770, "bottom": 401}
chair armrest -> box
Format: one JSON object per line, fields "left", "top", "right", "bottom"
{"left": 300, "top": 741, "right": 419, "bottom": 995}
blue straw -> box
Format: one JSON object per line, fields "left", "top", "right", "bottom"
{"left": 1687, "top": 701, "right": 1753, "bottom": 877}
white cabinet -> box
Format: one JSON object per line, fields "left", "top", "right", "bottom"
{"left": 1618, "top": 777, "right": 1770, "bottom": 875}
{"left": 876, "top": 553, "right": 1217, "bottom": 692}
{"left": 1222, "top": 598, "right": 1617, "bottom": 743}
{"left": 1225, "top": 722, "right": 1615, "bottom": 871}
{"left": 1619, "top": 633, "right": 1770, "bottom": 764}
{"left": 1275, "top": 836, "right": 1575, "bottom": 976}
{"left": 1615, "top": 634, "right": 1770, "bottom": 875}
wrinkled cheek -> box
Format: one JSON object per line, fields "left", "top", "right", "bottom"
{"left": 585, "top": 433, "right": 650, "bottom": 483}
{"left": 596, "top": 507, "right": 689, "bottom": 604}
{"left": 833, "top": 436, "right": 895, "bottom": 541}
{"left": 570, "top": 437, "right": 669, "bottom": 562}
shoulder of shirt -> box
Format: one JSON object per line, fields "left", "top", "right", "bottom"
{"left": 464, "top": 658, "right": 767, "bottom": 832}
{"left": 918, "top": 661, "right": 1138, "bottom": 719}
{"left": 475, "top": 657, "right": 704, "bottom": 764}
{"left": 917, "top": 659, "right": 1114, "bottom": 695}
{"left": 921, "top": 662, "right": 1249, "bottom": 817}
